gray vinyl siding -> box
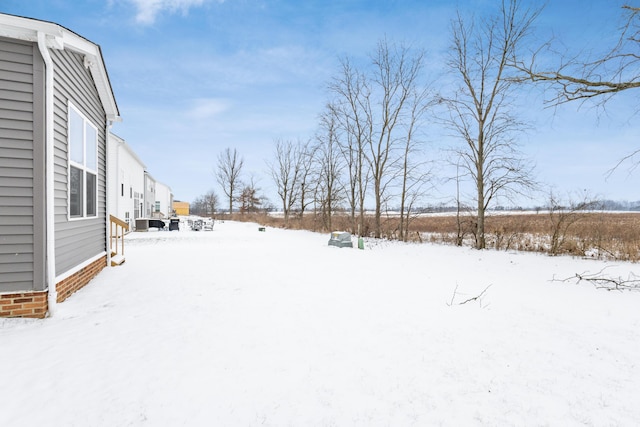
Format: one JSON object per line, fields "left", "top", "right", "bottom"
{"left": 0, "top": 38, "right": 46, "bottom": 293}
{"left": 50, "top": 48, "right": 107, "bottom": 276}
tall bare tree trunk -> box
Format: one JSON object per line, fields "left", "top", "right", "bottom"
{"left": 442, "top": 0, "right": 540, "bottom": 249}
{"left": 269, "top": 139, "right": 304, "bottom": 228}
{"left": 216, "top": 148, "right": 244, "bottom": 216}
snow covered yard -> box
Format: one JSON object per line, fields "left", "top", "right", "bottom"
{"left": 1, "top": 220, "right": 639, "bottom": 426}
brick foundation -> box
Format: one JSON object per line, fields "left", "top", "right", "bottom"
{"left": 0, "top": 255, "right": 107, "bottom": 319}
{"left": 0, "top": 292, "right": 48, "bottom": 318}
{"left": 56, "top": 256, "right": 107, "bottom": 303}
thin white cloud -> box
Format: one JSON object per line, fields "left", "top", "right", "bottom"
{"left": 188, "top": 44, "right": 333, "bottom": 92}
{"left": 187, "top": 98, "right": 230, "bottom": 120}
{"left": 124, "top": 0, "right": 223, "bottom": 25}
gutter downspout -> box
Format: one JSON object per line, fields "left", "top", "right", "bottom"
{"left": 105, "top": 124, "right": 113, "bottom": 268}
{"left": 37, "top": 32, "right": 57, "bottom": 316}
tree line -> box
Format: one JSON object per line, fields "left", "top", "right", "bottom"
{"left": 192, "top": 1, "right": 639, "bottom": 249}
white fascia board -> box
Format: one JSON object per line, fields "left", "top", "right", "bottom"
{"left": 0, "top": 13, "right": 121, "bottom": 122}
{"left": 144, "top": 171, "right": 156, "bottom": 184}
{"left": 155, "top": 180, "right": 172, "bottom": 194}
{"left": 0, "top": 15, "right": 63, "bottom": 43}
{"left": 108, "top": 132, "right": 147, "bottom": 170}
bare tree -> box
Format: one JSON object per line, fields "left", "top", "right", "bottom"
{"left": 398, "top": 86, "right": 433, "bottom": 241}
{"left": 441, "top": 0, "right": 540, "bottom": 249}
{"left": 237, "top": 176, "right": 263, "bottom": 214}
{"left": 203, "top": 190, "right": 219, "bottom": 217}
{"left": 314, "top": 104, "right": 344, "bottom": 231}
{"left": 328, "top": 61, "right": 370, "bottom": 235}
{"left": 297, "top": 139, "right": 317, "bottom": 218}
{"left": 452, "top": 159, "right": 474, "bottom": 246}
{"left": 190, "top": 196, "right": 206, "bottom": 217}
{"left": 269, "top": 138, "right": 303, "bottom": 226}
{"left": 366, "top": 39, "right": 426, "bottom": 238}
{"left": 546, "top": 191, "right": 601, "bottom": 256}
{"left": 216, "top": 148, "right": 244, "bottom": 215}
{"left": 191, "top": 190, "right": 219, "bottom": 217}
{"left": 329, "top": 39, "right": 428, "bottom": 238}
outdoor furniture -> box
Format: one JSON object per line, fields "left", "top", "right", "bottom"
{"left": 135, "top": 218, "right": 165, "bottom": 231}
{"left": 328, "top": 231, "right": 353, "bottom": 248}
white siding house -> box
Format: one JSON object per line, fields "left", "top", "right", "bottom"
{"left": 143, "top": 171, "right": 156, "bottom": 218}
{"left": 107, "top": 132, "right": 146, "bottom": 229}
{"left": 154, "top": 180, "right": 174, "bottom": 218}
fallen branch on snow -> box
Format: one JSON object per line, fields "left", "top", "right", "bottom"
{"left": 552, "top": 267, "right": 640, "bottom": 292}
{"left": 447, "top": 284, "right": 492, "bottom": 307}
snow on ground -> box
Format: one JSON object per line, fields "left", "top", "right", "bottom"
{"left": 1, "top": 220, "right": 639, "bottom": 426}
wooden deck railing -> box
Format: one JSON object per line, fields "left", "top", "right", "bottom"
{"left": 109, "top": 215, "right": 129, "bottom": 263}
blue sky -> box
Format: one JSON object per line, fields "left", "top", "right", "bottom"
{"left": 2, "top": 0, "right": 638, "bottom": 207}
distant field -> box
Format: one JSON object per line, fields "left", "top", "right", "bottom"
{"left": 408, "top": 212, "right": 640, "bottom": 260}
{"left": 229, "top": 211, "right": 640, "bottom": 261}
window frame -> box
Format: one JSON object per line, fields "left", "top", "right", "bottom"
{"left": 67, "top": 102, "right": 99, "bottom": 220}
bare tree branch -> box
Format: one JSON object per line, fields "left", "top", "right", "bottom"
{"left": 513, "top": 5, "right": 640, "bottom": 106}
{"left": 552, "top": 267, "right": 640, "bottom": 292}
{"left": 446, "top": 284, "right": 493, "bottom": 306}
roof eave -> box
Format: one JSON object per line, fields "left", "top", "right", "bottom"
{"left": 0, "top": 13, "right": 121, "bottom": 122}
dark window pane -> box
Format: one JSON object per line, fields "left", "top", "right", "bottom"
{"left": 86, "top": 172, "right": 97, "bottom": 216}
{"left": 70, "top": 166, "right": 83, "bottom": 217}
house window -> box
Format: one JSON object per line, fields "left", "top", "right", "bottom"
{"left": 134, "top": 192, "right": 140, "bottom": 218}
{"left": 155, "top": 201, "right": 161, "bottom": 213}
{"left": 68, "top": 103, "right": 98, "bottom": 219}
